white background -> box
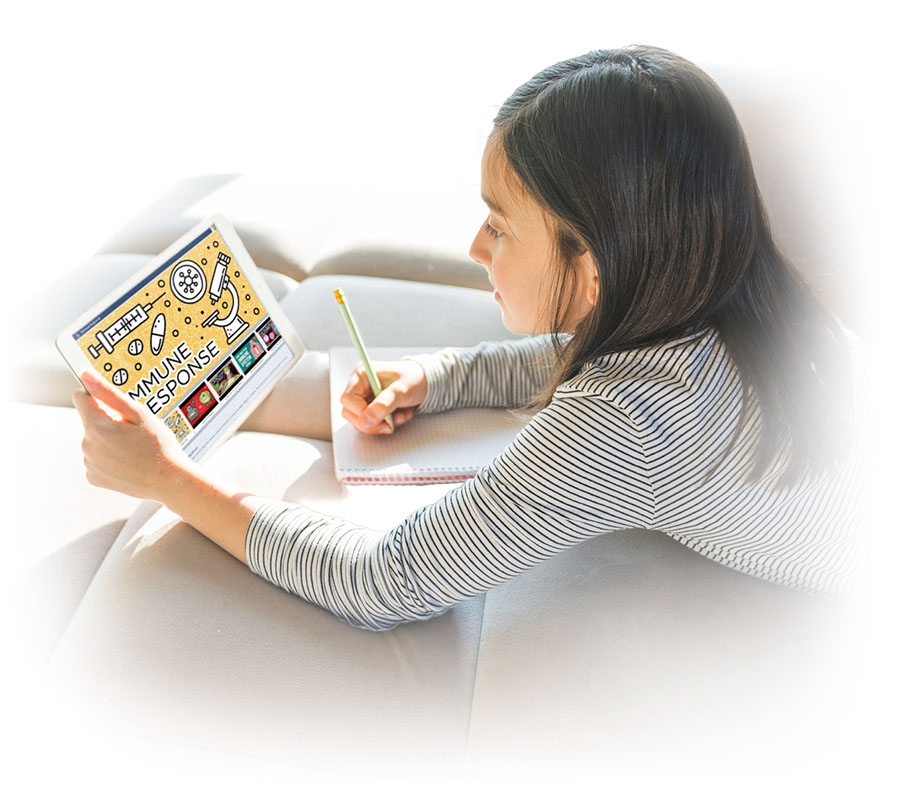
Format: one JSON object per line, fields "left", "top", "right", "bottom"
{"left": 1, "top": 0, "right": 895, "bottom": 796}
{"left": 2, "top": 0, "right": 893, "bottom": 308}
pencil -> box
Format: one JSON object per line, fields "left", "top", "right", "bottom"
{"left": 334, "top": 287, "right": 395, "bottom": 432}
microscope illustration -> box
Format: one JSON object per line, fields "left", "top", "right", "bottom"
{"left": 200, "top": 252, "right": 248, "bottom": 343}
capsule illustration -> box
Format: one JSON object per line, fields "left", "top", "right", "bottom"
{"left": 150, "top": 313, "right": 166, "bottom": 355}
{"left": 86, "top": 291, "right": 165, "bottom": 359}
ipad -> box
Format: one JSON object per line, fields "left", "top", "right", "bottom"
{"left": 56, "top": 214, "right": 304, "bottom": 460}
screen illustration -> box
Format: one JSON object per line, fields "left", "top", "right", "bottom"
{"left": 72, "top": 225, "right": 288, "bottom": 453}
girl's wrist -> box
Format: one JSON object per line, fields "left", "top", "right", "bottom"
{"left": 151, "top": 453, "right": 260, "bottom": 566}
{"left": 154, "top": 450, "right": 205, "bottom": 510}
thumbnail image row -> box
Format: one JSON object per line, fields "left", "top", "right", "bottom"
{"left": 164, "top": 317, "right": 281, "bottom": 442}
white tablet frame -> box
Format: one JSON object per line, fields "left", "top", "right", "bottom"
{"left": 56, "top": 213, "right": 305, "bottom": 460}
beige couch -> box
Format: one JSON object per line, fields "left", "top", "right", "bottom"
{"left": 6, "top": 166, "right": 873, "bottom": 794}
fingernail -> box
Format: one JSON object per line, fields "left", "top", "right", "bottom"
{"left": 362, "top": 414, "right": 374, "bottom": 426}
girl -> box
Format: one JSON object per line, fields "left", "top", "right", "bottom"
{"left": 74, "top": 46, "right": 865, "bottom": 631}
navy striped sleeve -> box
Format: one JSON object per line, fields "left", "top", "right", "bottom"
{"left": 245, "top": 389, "right": 654, "bottom": 631}
{"left": 412, "top": 336, "right": 558, "bottom": 414}
{"left": 245, "top": 327, "right": 866, "bottom": 628}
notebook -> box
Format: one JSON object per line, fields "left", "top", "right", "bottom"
{"left": 329, "top": 346, "right": 528, "bottom": 484}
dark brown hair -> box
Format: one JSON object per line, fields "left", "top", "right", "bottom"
{"left": 492, "top": 45, "right": 850, "bottom": 484}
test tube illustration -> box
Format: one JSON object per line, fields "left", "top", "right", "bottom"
{"left": 87, "top": 292, "right": 165, "bottom": 359}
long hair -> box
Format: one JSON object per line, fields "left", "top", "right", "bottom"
{"left": 492, "top": 45, "right": 850, "bottom": 485}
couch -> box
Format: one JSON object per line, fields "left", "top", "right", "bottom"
{"left": 6, "top": 160, "right": 877, "bottom": 795}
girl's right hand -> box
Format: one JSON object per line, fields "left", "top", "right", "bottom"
{"left": 339, "top": 359, "right": 428, "bottom": 435}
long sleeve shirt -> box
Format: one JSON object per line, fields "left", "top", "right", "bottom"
{"left": 245, "top": 329, "right": 866, "bottom": 631}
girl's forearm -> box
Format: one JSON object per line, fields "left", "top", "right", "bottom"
{"left": 73, "top": 371, "right": 265, "bottom": 565}
{"left": 158, "top": 459, "right": 263, "bottom": 565}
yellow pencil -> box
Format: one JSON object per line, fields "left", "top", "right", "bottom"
{"left": 334, "top": 288, "right": 394, "bottom": 432}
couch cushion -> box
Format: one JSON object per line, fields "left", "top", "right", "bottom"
{"left": 92, "top": 168, "right": 863, "bottom": 328}
{"left": 8, "top": 403, "right": 143, "bottom": 662}
{"left": 93, "top": 175, "right": 490, "bottom": 291}
{"left": 281, "top": 274, "right": 516, "bottom": 352}
{"left": 46, "top": 432, "right": 484, "bottom": 773}
{"left": 42, "top": 427, "right": 861, "bottom": 779}
{"left": 465, "top": 527, "right": 860, "bottom": 777}
{"left": 306, "top": 184, "right": 490, "bottom": 291}
{"left": 94, "top": 175, "right": 343, "bottom": 283}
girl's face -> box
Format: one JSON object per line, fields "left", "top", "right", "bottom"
{"left": 469, "top": 141, "right": 597, "bottom": 335}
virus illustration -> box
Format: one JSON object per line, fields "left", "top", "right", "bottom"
{"left": 170, "top": 260, "right": 207, "bottom": 304}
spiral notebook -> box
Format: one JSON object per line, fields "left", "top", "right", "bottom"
{"left": 329, "top": 346, "right": 527, "bottom": 484}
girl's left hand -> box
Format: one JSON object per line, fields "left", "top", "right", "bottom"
{"left": 72, "top": 371, "right": 189, "bottom": 502}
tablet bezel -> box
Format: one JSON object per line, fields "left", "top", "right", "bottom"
{"left": 56, "top": 213, "right": 305, "bottom": 460}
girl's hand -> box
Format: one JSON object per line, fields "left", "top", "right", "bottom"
{"left": 340, "top": 359, "right": 427, "bottom": 435}
{"left": 72, "top": 371, "right": 190, "bottom": 502}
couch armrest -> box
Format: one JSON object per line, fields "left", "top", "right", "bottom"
{"left": 280, "top": 274, "right": 514, "bottom": 352}
{"left": 95, "top": 175, "right": 341, "bottom": 283}
{"left": 95, "top": 175, "right": 489, "bottom": 291}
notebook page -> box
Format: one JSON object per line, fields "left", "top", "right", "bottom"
{"left": 330, "top": 347, "right": 527, "bottom": 483}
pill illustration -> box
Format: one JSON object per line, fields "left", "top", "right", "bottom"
{"left": 112, "top": 368, "right": 128, "bottom": 386}
{"left": 150, "top": 314, "right": 166, "bottom": 355}
{"left": 128, "top": 339, "right": 143, "bottom": 356}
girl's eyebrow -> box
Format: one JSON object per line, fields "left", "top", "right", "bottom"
{"left": 481, "top": 192, "right": 506, "bottom": 216}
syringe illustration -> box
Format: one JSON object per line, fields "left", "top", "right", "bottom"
{"left": 202, "top": 252, "right": 248, "bottom": 343}
{"left": 87, "top": 292, "right": 166, "bottom": 359}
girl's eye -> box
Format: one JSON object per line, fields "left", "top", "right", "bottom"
{"left": 483, "top": 220, "right": 503, "bottom": 240}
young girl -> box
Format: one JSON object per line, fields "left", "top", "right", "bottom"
{"left": 73, "top": 46, "right": 865, "bottom": 631}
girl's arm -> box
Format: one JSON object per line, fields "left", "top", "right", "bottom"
{"left": 73, "top": 371, "right": 262, "bottom": 565}
{"left": 246, "top": 387, "right": 654, "bottom": 631}
{"left": 413, "top": 336, "right": 558, "bottom": 414}
{"left": 74, "top": 365, "right": 655, "bottom": 631}
{"left": 340, "top": 336, "right": 560, "bottom": 436}
{"left": 239, "top": 351, "right": 332, "bottom": 441}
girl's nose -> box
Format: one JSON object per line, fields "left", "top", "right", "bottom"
{"left": 469, "top": 221, "right": 491, "bottom": 267}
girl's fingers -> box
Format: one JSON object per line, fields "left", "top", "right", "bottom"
{"left": 72, "top": 388, "right": 117, "bottom": 427}
{"left": 341, "top": 364, "right": 371, "bottom": 396}
{"left": 340, "top": 367, "right": 373, "bottom": 415}
{"left": 340, "top": 390, "right": 368, "bottom": 417}
{"left": 342, "top": 404, "right": 414, "bottom": 435}
{"left": 339, "top": 361, "right": 424, "bottom": 435}
{"left": 362, "top": 384, "right": 400, "bottom": 427}
{"left": 392, "top": 408, "right": 414, "bottom": 427}
{"left": 80, "top": 371, "right": 143, "bottom": 424}
{"left": 341, "top": 405, "right": 393, "bottom": 435}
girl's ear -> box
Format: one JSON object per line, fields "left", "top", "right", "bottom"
{"left": 587, "top": 271, "right": 600, "bottom": 306}
{"left": 576, "top": 250, "right": 599, "bottom": 306}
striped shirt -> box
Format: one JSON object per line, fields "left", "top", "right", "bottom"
{"left": 246, "top": 328, "right": 867, "bottom": 631}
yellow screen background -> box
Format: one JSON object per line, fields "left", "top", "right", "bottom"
{"left": 77, "top": 227, "right": 269, "bottom": 420}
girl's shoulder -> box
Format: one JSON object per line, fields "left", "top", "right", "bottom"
{"left": 546, "top": 326, "right": 744, "bottom": 459}
{"left": 555, "top": 326, "right": 733, "bottom": 407}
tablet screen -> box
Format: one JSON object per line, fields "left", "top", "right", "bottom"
{"left": 67, "top": 221, "right": 299, "bottom": 459}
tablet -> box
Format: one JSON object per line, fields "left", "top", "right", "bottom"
{"left": 56, "top": 214, "right": 305, "bottom": 461}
